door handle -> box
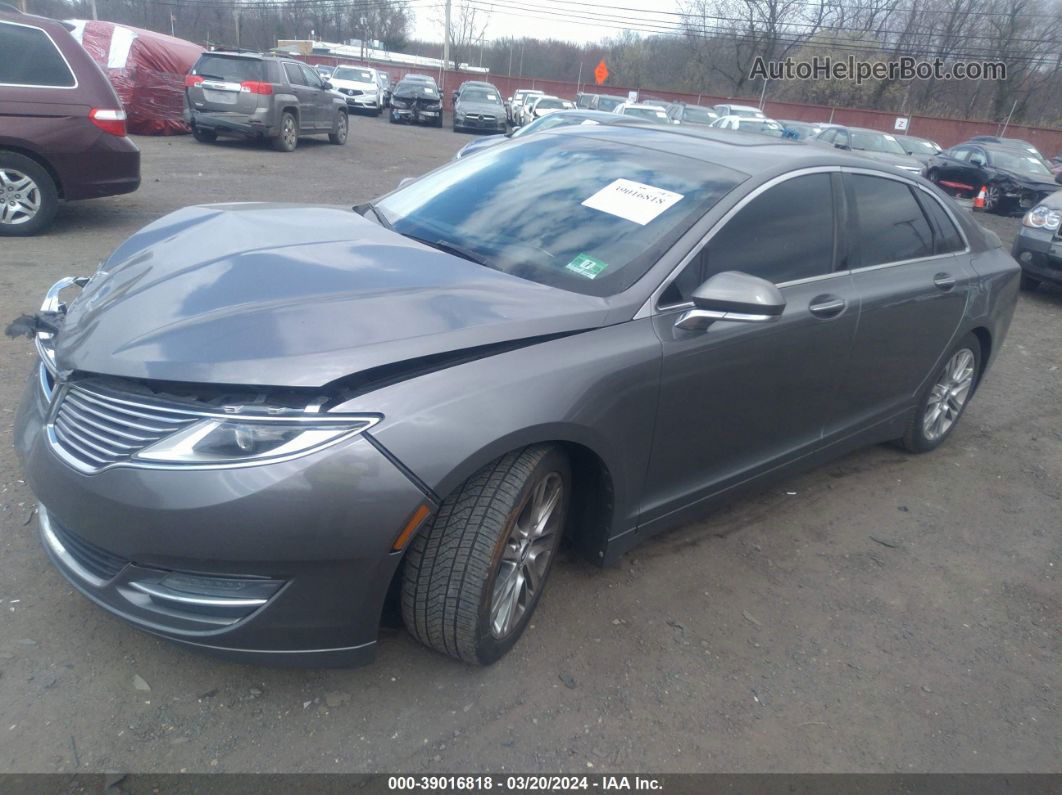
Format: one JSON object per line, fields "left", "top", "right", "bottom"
{"left": 933, "top": 273, "right": 956, "bottom": 291}
{"left": 808, "top": 295, "right": 846, "bottom": 319}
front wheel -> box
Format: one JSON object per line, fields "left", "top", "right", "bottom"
{"left": 984, "top": 183, "right": 1007, "bottom": 214}
{"left": 192, "top": 126, "right": 217, "bottom": 143}
{"left": 401, "top": 445, "right": 570, "bottom": 665}
{"left": 328, "top": 111, "right": 348, "bottom": 145}
{"left": 898, "top": 333, "right": 981, "bottom": 453}
{"left": 1019, "top": 272, "right": 1040, "bottom": 291}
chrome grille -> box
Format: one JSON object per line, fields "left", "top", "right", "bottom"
{"left": 50, "top": 384, "right": 202, "bottom": 472}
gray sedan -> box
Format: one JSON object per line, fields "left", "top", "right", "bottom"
{"left": 13, "top": 125, "right": 1019, "bottom": 667}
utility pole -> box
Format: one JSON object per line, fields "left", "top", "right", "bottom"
{"left": 89, "top": 0, "right": 98, "bottom": 21}
{"left": 508, "top": 37, "right": 513, "bottom": 76}
{"left": 443, "top": 0, "right": 451, "bottom": 70}
{"left": 234, "top": 6, "right": 241, "bottom": 49}
{"left": 576, "top": 62, "right": 582, "bottom": 93}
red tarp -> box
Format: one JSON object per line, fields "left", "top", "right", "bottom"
{"left": 70, "top": 20, "right": 204, "bottom": 135}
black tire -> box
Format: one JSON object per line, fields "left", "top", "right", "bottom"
{"left": 328, "top": 111, "right": 348, "bottom": 145}
{"left": 0, "top": 152, "right": 59, "bottom": 237}
{"left": 984, "top": 183, "right": 1007, "bottom": 214}
{"left": 898, "top": 332, "right": 982, "bottom": 454}
{"left": 272, "top": 111, "right": 298, "bottom": 152}
{"left": 1019, "top": 271, "right": 1040, "bottom": 291}
{"left": 373, "top": 107, "right": 382, "bottom": 117}
{"left": 192, "top": 126, "right": 217, "bottom": 143}
{"left": 402, "top": 445, "right": 570, "bottom": 665}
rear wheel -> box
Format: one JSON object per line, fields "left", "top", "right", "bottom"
{"left": 272, "top": 112, "right": 298, "bottom": 152}
{"left": 328, "top": 111, "right": 348, "bottom": 145}
{"left": 899, "top": 332, "right": 981, "bottom": 453}
{"left": 0, "top": 152, "right": 58, "bottom": 237}
{"left": 402, "top": 445, "right": 570, "bottom": 665}
{"left": 192, "top": 126, "right": 217, "bottom": 143}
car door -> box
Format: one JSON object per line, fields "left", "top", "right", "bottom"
{"left": 938, "top": 146, "right": 974, "bottom": 191}
{"left": 282, "top": 61, "right": 316, "bottom": 130}
{"left": 965, "top": 146, "right": 992, "bottom": 189}
{"left": 833, "top": 171, "right": 973, "bottom": 431}
{"left": 300, "top": 63, "right": 333, "bottom": 129}
{"left": 640, "top": 171, "right": 860, "bottom": 526}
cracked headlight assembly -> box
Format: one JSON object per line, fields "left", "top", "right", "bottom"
{"left": 136, "top": 415, "right": 379, "bottom": 466}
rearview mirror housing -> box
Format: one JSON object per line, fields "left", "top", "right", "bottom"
{"left": 676, "top": 271, "right": 786, "bottom": 330}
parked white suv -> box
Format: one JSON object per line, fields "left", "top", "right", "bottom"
{"left": 330, "top": 65, "right": 382, "bottom": 116}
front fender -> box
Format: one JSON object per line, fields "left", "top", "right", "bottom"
{"left": 336, "top": 320, "right": 663, "bottom": 544}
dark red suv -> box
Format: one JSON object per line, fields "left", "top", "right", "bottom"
{"left": 0, "top": 7, "right": 140, "bottom": 236}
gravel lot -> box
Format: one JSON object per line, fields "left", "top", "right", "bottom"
{"left": 0, "top": 116, "right": 1059, "bottom": 775}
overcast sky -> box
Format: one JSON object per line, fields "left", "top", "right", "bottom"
{"left": 411, "top": 0, "right": 686, "bottom": 45}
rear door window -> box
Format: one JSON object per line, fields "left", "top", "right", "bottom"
{"left": 0, "top": 22, "right": 75, "bottom": 87}
{"left": 192, "top": 54, "right": 264, "bottom": 83}
{"left": 849, "top": 175, "right": 934, "bottom": 267}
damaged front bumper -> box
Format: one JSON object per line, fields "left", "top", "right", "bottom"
{"left": 12, "top": 278, "right": 433, "bottom": 667}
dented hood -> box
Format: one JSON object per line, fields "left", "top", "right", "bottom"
{"left": 55, "top": 203, "right": 610, "bottom": 387}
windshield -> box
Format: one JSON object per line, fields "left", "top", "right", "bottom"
{"left": 395, "top": 82, "right": 438, "bottom": 97}
{"left": 375, "top": 134, "right": 742, "bottom": 296}
{"left": 596, "top": 97, "right": 623, "bottom": 111}
{"left": 990, "top": 150, "right": 1053, "bottom": 177}
{"left": 730, "top": 107, "right": 763, "bottom": 118}
{"left": 683, "top": 106, "right": 716, "bottom": 124}
{"left": 193, "top": 55, "right": 263, "bottom": 82}
{"left": 850, "top": 131, "right": 907, "bottom": 154}
{"left": 902, "top": 138, "right": 939, "bottom": 155}
{"left": 536, "top": 98, "right": 568, "bottom": 110}
{"left": 333, "top": 67, "right": 374, "bottom": 83}
{"left": 623, "top": 107, "right": 668, "bottom": 122}
{"left": 462, "top": 89, "right": 501, "bottom": 104}
{"left": 512, "top": 114, "right": 596, "bottom": 138}
{"left": 738, "top": 119, "right": 784, "bottom": 137}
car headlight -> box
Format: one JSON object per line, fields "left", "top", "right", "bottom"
{"left": 135, "top": 415, "right": 379, "bottom": 465}
{"left": 1023, "top": 205, "right": 1061, "bottom": 231}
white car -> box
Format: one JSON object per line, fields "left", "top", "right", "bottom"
{"left": 512, "top": 90, "right": 545, "bottom": 126}
{"left": 712, "top": 103, "right": 765, "bottom": 119}
{"left": 612, "top": 102, "right": 670, "bottom": 124}
{"left": 710, "top": 115, "right": 786, "bottom": 138}
{"left": 524, "top": 95, "right": 574, "bottom": 122}
{"left": 330, "top": 65, "right": 383, "bottom": 116}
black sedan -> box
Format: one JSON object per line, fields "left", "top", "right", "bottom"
{"left": 925, "top": 142, "right": 1060, "bottom": 214}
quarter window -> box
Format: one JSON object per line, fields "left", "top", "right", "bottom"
{"left": 916, "top": 192, "right": 966, "bottom": 254}
{"left": 0, "top": 22, "right": 75, "bottom": 87}
{"left": 283, "top": 62, "right": 306, "bottom": 86}
{"left": 663, "top": 173, "right": 836, "bottom": 304}
{"left": 849, "top": 175, "right": 933, "bottom": 267}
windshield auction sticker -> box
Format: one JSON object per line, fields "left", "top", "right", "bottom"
{"left": 565, "top": 253, "right": 610, "bottom": 279}
{"left": 582, "top": 178, "right": 684, "bottom": 225}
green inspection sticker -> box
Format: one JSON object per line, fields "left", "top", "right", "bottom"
{"left": 565, "top": 253, "right": 609, "bottom": 280}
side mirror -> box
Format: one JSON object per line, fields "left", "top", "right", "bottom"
{"left": 970, "top": 158, "right": 985, "bottom": 167}
{"left": 834, "top": 142, "right": 850, "bottom": 150}
{"left": 676, "top": 271, "right": 786, "bottom": 331}
{"left": 323, "top": 81, "right": 333, "bottom": 90}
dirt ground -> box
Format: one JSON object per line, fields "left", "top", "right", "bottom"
{"left": 0, "top": 118, "right": 1058, "bottom": 774}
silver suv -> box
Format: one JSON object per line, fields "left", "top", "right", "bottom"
{"left": 184, "top": 51, "right": 348, "bottom": 152}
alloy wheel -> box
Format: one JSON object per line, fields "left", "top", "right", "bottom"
{"left": 984, "top": 185, "right": 1001, "bottom": 211}
{"left": 282, "top": 116, "right": 297, "bottom": 148}
{"left": 922, "top": 348, "right": 976, "bottom": 441}
{"left": 0, "top": 168, "right": 41, "bottom": 226}
{"left": 490, "top": 472, "right": 564, "bottom": 639}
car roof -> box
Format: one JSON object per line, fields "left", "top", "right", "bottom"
{"left": 718, "top": 103, "right": 761, "bottom": 110}
{"left": 540, "top": 123, "right": 898, "bottom": 178}
{"left": 622, "top": 103, "right": 668, "bottom": 111}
